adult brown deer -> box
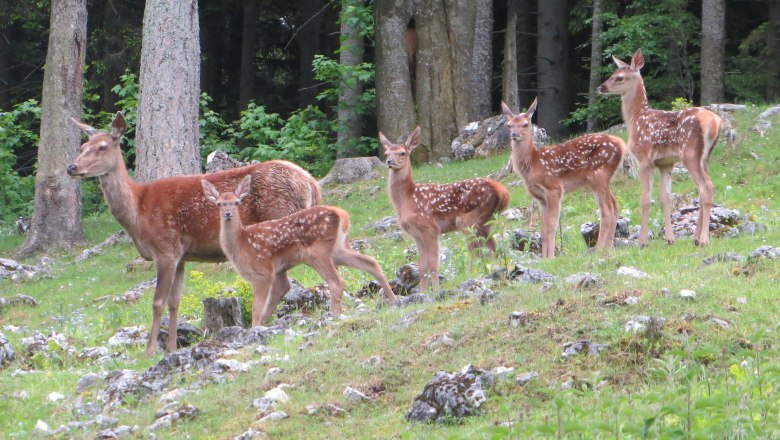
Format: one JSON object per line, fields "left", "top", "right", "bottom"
{"left": 502, "top": 98, "right": 626, "bottom": 258}
{"left": 201, "top": 176, "right": 398, "bottom": 323}
{"left": 67, "top": 112, "right": 321, "bottom": 355}
{"left": 381, "top": 127, "right": 510, "bottom": 290}
{"left": 598, "top": 49, "right": 722, "bottom": 246}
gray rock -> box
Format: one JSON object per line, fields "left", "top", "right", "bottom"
{"left": 232, "top": 428, "right": 266, "bottom": 440}
{"left": 108, "top": 326, "right": 148, "bottom": 347}
{"left": 565, "top": 272, "right": 602, "bottom": 289}
{"left": 562, "top": 340, "right": 608, "bottom": 359}
{"left": 450, "top": 115, "right": 547, "bottom": 160}
{"left": 580, "top": 218, "right": 630, "bottom": 248}
{"left": 319, "top": 156, "right": 385, "bottom": 187}
{"left": 750, "top": 245, "right": 780, "bottom": 260}
{"left": 391, "top": 309, "right": 425, "bottom": 331}
{"left": 276, "top": 280, "right": 328, "bottom": 318}
{"left": 78, "top": 346, "right": 110, "bottom": 360}
{"left": 0, "top": 294, "right": 38, "bottom": 312}
{"left": 702, "top": 252, "right": 746, "bottom": 265}
{"left": 343, "top": 386, "right": 372, "bottom": 403}
{"left": 679, "top": 290, "right": 697, "bottom": 300}
{"left": 405, "top": 365, "right": 495, "bottom": 423}
{"left": 157, "top": 317, "right": 203, "bottom": 349}
{"left": 516, "top": 371, "right": 539, "bottom": 386}
{"left": 77, "top": 373, "right": 106, "bottom": 393}
{"left": 0, "top": 332, "right": 15, "bottom": 367}
{"left": 396, "top": 293, "right": 433, "bottom": 307}
{"left": 625, "top": 316, "right": 666, "bottom": 334}
{"left": 362, "top": 216, "right": 399, "bottom": 233}
{"left": 75, "top": 231, "right": 131, "bottom": 263}
{"left": 259, "top": 411, "right": 289, "bottom": 422}
{"left": 390, "top": 263, "right": 421, "bottom": 296}
{"left": 205, "top": 150, "right": 255, "bottom": 173}
{"left": 710, "top": 317, "right": 730, "bottom": 329}
{"left": 115, "top": 278, "right": 156, "bottom": 303}
{"left": 494, "top": 264, "right": 557, "bottom": 284}
{"left": 362, "top": 355, "right": 382, "bottom": 368}
{"left": 0, "top": 258, "right": 41, "bottom": 281}
{"left": 616, "top": 266, "right": 650, "bottom": 279}
{"left": 738, "top": 222, "right": 766, "bottom": 236}
{"left": 252, "top": 385, "right": 290, "bottom": 410}
{"left": 508, "top": 311, "right": 532, "bottom": 328}
{"left": 215, "top": 326, "right": 281, "bottom": 347}
{"left": 491, "top": 366, "right": 515, "bottom": 380}
{"left": 509, "top": 229, "right": 542, "bottom": 254}
{"left": 203, "top": 296, "right": 244, "bottom": 336}
{"left": 149, "top": 403, "right": 199, "bottom": 431}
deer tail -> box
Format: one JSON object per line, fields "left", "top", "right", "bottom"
{"left": 490, "top": 179, "right": 511, "bottom": 214}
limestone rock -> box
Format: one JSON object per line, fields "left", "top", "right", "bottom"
{"left": 405, "top": 365, "right": 495, "bottom": 423}
{"left": 319, "top": 156, "right": 385, "bottom": 187}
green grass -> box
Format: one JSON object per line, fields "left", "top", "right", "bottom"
{"left": 1, "top": 105, "right": 779, "bottom": 438}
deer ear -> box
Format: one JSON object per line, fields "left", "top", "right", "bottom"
{"left": 631, "top": 49, "right": 644, "bottom": 71}
{"left": 612, "top": 55, "right": 630, "bottom": 69}
{"left": 501, "top": 101, "right": 515, "bottom": 118}
{"left": 405, "top": 126, "right": 421, "bottom": 151}
{"left": 111, "top": 112, "right": 127, "bottom": 139}
{"left": 71, "top": 118, "right": 97, "bottom": 136}
{"left": 235, "top": 175, "right": 252, "bottom": 200}
{"left": 378, "top": 131, "right": 392, "bottom": 148}
{"left": 201, "top": 179, "right": 220, "bottom": 204}
{"left": 526, "top": 98, "right": 538, "bottom": 119}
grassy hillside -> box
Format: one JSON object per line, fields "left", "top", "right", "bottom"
{"left": 1, "top": 105, "right": 779, "bottom": 439}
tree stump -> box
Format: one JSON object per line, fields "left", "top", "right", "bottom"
{"left": 203, "top": 297, "right": 244, "bottom": 336}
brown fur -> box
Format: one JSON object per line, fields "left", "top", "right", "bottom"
{"left": 67, "top": 113, "right": 321, "bottom": 355}
{"left": 380, "top": 126, "right": 510, "bottom": 290}
{"left": 502, "top": 98, "right": 626, "bottom": 258}
{"left": 598, "top": 48, "right": 722, "bottom": 247}
{"left": 202, "top": 176, "right": 397, "bottom": 324}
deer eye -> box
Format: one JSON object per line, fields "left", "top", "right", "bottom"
{"left": 522, "top": 122, "right": 529, "bottom": 127}
{"left": 616, "top": 76, "right": 624, "bottom": 82}
{"left": 98, "top": 145, "right": 107, "bottom": 151}
{"left": 400, "top": 152, "right": 406, "bottom": 157}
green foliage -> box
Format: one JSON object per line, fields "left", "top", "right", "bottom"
{"left": 110, "top": 71, "right": 139, "bottom": 157}
{"left": 179, "top": 270, "right": 254, "bottom": 327}
{"left": 600, "top": 0, "right": 700, "bottom": 102}
{"left": 199, "top": 93, "right": 240, "bottom": 159}
{"left": 726, "top": 22, "right": 775, "bottom": 102}
{"left": 239, "top": 103, "right": 336, "bottom": 177}
{"left": 0, "top": 99, "right": 39, "bottom": 222}
{"left": 670, "top": 96, "right": 693, "bottom": 111}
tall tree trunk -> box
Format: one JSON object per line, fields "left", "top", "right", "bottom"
{"left": 336, "top": 0, "right": 366, "bottom": 158}
{"left": 700, "top": 0, "right": 726, "bottom": 105}
{"left": 297, "top": 0, "right": 325, "bottom": 108}
{"left": 17, "top": 0, "right": 87, "bottom": 258}
{"left": 587, "top": 0, "right": 604, "bottom": 131}
{"left": 375, "top": 0, "right": 415, "bottom": 152}
{"left": 768, "top": 0, "right": 780, "bottom": 100}
{"left": 469, "top": 0, "right": 493, "bottom": 121}
{"left": 517, "top": 0, "right": 535, "bottom": 108}
{"left": 238, "top": 0, "right": 257, "bottom": 113}
{"left": 502, "top": 0, "right": 520, "bottom": 111}
{"left": 536, "top": 0, "right": 571, "bottom": 139}
{"left": 136, "top": 0, "right": 201, "bottom": 182}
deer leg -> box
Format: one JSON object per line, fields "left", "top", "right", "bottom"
{"left": 535, "top": 197, "right": 548, "bottom": 257}
{"left": 543, "top": 191, "right": 562, "bottom": 258}
{"left": 258, "top": 271, "right": 291, "bottom": 324}
{"left": 427, "top": 236, "right": 441, "bottom": 291}
{"left": 638, "top": 163, "right": 654, "bottom": 247}
{"left": 684, "top": 156, "right": 714, "bottom": 246}
{"left": 145, "top": 258, "right": 176, "bottom": 356}
{"left": 311, "top": 260, "right": 346, "bottom": 316}
{"left": 333, "top": 249, "right": 398, "bottom": 305}
{"left": 251, "top": 273, "right": 274, "bottom": 327}
{"left": 412, "top": 236, "right": 430, "bottom": 291}
{"left": 658, "top": 165, "right": 675, "bottom": 245}
{"left": 164, "top": 260, "right": 186, "bottom": 353}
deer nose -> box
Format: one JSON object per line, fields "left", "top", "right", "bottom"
{"left": 66, "top": 164, "right": 78, "bottom": 175}
{"left": 597, "top": 84, "right": 607, "bottom": 93}
{"left": 223, "top": 211, "right": 233, "bottom": 220}
{"left": 385, "top": 159, "right": 394, "bottom": 167}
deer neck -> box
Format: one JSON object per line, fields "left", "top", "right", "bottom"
{"left": 388, "top": 165, "right": 416, "bottom": 213}
{"left": 621, "top": 79, "right": 650, "bottom": 130}
{"left": 98, "top": 160, "right": 140, "bottom": 233}
{"left": 218, "top": 215, "right": 246, "bottom": 262}
{"left": 510, "top": 135, "right": 536, "bottom": 176}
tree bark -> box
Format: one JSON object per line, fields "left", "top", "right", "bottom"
{"left": 336, "top": 0, "right": 366, "bottom": 158}
{"left": 17, "top": 0, "right": 87, "bottom": 258}
{"left": 238, "top": 0, "right": 257, "bottom": 113}
{"left": 586, "top": 0, "right": 604, "bottom": 131}
{"left": 768, "top": 0, "right": 780, "bottom": 100}
{"left": 536, "top": 0, "right": 571, "bottom": 139}
{"left": 700, "top": 0, "right": 726, "bottom": 105}
{"left": 136, "top": 0, "right": 201, "bottom": 182}
{"left": 0, "top": 29, "right": 11, "bottom": 111}
{"left": 375, "top": 0, "right": 415, "bottom": 152}
{"left": 469, "top": 0, "right": 493, "bottom": 121}
{"left": 502, "top": 0, "right": 520, "bottom": 111}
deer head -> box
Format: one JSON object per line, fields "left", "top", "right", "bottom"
{"left": 67, "top": 112, "right": 127, "bottom": 178}
{"left": 202, "top": 175, "right": 252, "bottom": 222}
{"left": 380, "top": 126, "right": 421, "bottom": 171}
{"left": 502, "top": 98, "right": 537, "bottom": 143}
{"left": 597, "top": 48, "right": 645, "bottom": 96}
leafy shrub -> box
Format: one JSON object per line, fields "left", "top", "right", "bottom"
{"left": 0, "top": 99, "right": 39, "bottom": 222}
{"left": 180, "top": 270, "right": 253, "bottom": 326}
{"left": 670, "top": 97, "right": 693, "bottom": 111}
